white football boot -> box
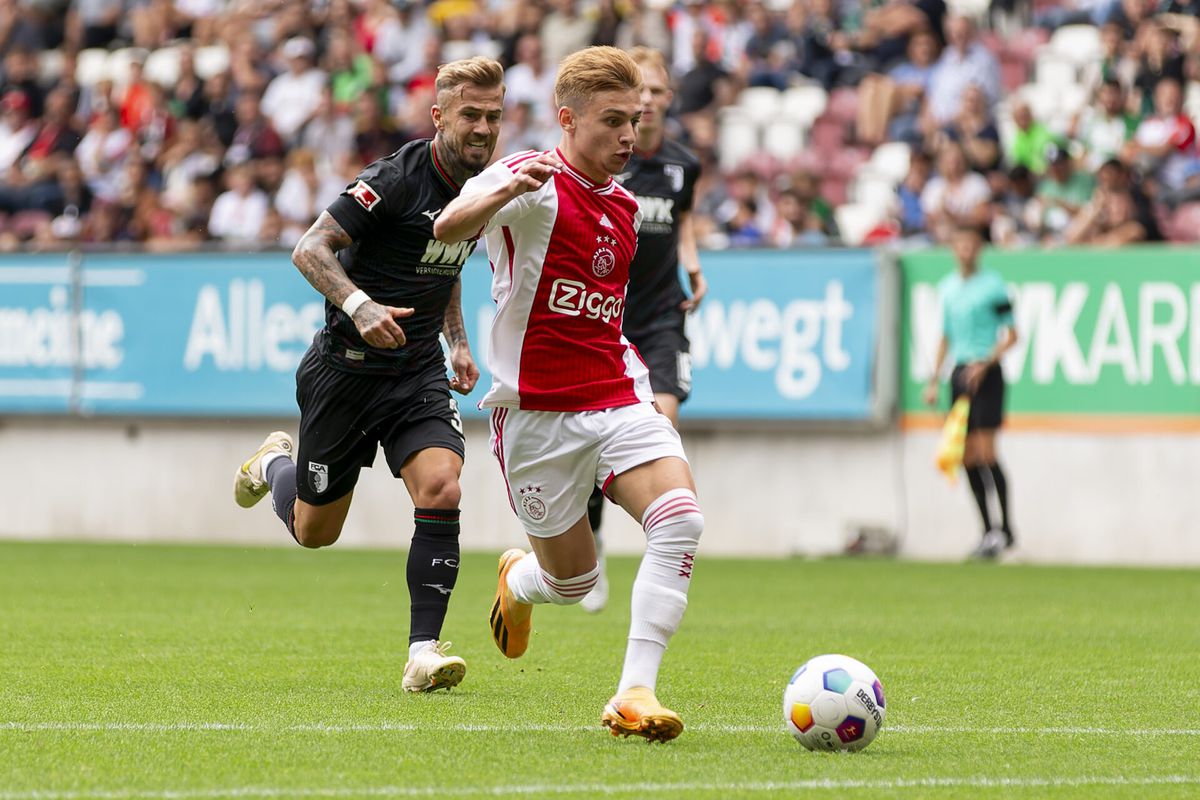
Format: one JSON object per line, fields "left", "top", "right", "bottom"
{"left": 402, "top": 641, "right": 466, "bottom": 693}
{"left": 234, "top": 431, "right": 294, "bottom": 508}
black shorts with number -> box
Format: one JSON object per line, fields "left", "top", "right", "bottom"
{"left": 294, "top": 347, "right": 465, "bottom": 506}
{"left": 951, "top": 362, "right": 1005, "bottom": 432}
{"left": 628, "top": 319, "right": 692, "bottom": 403}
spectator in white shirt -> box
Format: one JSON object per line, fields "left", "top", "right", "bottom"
{"left": 274, "top": 148, "right": 343, "bottom": 247}
{"left": 923, "top": 16, "right": 1001, "bottom": 128}
{"left": 208, "top": 163, "right": 268, "bottom": 242}
{"left": 75, "top": 107, "right": 134, "bottom": 202}
{"left": 921, "top": 142, "right": 993, "bottom": 243}
{"left": 261, "top": 37, "right": 327, "bottom": 144}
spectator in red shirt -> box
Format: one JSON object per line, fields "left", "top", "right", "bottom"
{"left": 1123, "top": 77, "right": 1197, "bottom": 194}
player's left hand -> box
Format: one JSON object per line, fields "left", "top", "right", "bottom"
{"left": 963, "top": 361, "right": 989, "bottom": 395}
{"left": 680, "top": 271, "right": 708, "bottom": 313}
{"left": 449, "top": 341, "right": 480, "bottom": 395}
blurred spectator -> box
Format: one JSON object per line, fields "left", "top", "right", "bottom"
{"left": 541, "top": 0, "right": 594, "bottom": 71}
{"left": 1034, "top": 146, "right": 1096, "bottom": 240}
{"left": 301, "top": 85, "right": 357, "bottom": 176}
{"left": 922, "top": 16, "right": 1000, "bottom": 129}
{"left": 1065, "top": 157, "right": 1162, "bottom": 244}
{"left": 789, "top": 0, "right": 847, "bottom": 90}
{"left": 377, "top": 0, "right": 434, "bottom": 85}
{"left": 1072, "top": 79, "right": 1140, "bottom": 171}
{"left": 159, "top": 119, "right": 220, "bottom": 213}
{"left": 990, "top": 165, "right": 1039, "bottom": 247}
{"left": 592, "top": 0, "right": 624, "bottom": 47}
{"left": 170, "top": 46, "right": 210, "bottom": 121}
{"left": 353, "top": 90, "right": 405, "bottom": 163}
{"left": 937, "top": 83, "right": 1001, "bottom": 173}
{"left": 853, "top": 0, "right": 947, "bottom": 73}
{"left": 771, "top": 188, "right": 830, "bottom": 247}
{"left": 262, "top": 36, "right": 327, "bottom": 143}
{"left": 677, "top": 30, "right": 733, "bottom": 119}
{"left": 66, "top": 0, "right": 122, "bottom": 50}
{"left": 2, "top": 47, "right": 44, "bottom": 116}
{"left": 326, "top": 29, "right": 375, "bottom": 112}
{"left": 1081, "top": 22, "right": 1138, "bottom": 93}
{"left": 725, "top": 198, "right": 766, "bottom": 248}
{"left": 857, "top": 28, "right": 940, "bottom": 146}
{"left": 920, "top": 141, "right": 992, "bottom": 242}
{"left": 897, "top": 148, "right": 934, "bottom": 236}
{"left": 0, "top": 89, "right": 38, "bottom": 174}
{"left": 118, "top": 53, "right": 155, "bottom": 132}
{"left": 505, "top": 33, "right": 556, "bottom": 123}
{"left": 274, "top": 148, "right": 342, "bottom": 247}
{"left": 614, "top": 0, "right": 670, "bottom": 55}
{"left": 76, "top": 106, "right": 132, "bottom": 202}
{"left": 1131, "top": 21, "right": 1185, "bottom": 114}
{"left": 1007, "top": 100, "right": 1060, "bottom": 174}
{"left": 225, "top": 91, "right": 285, "bottom": 167}
{"left": 1123, "top": 77, "right": 1196, "bottom": 193}
{"left": 208, "top": 163, "right": 268, "bottom": 242}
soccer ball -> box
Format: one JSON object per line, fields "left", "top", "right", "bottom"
{"left": 782, "top": 654, "right": 885, "bottom": 752}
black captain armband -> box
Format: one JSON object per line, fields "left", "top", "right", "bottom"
{"left": 994, "top": 300, "right": 1013, "bottom": 314}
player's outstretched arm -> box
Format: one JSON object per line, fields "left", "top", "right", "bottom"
{"left": 677, "top": 211, "right": 707, "bottom": 312}
{"left": 434, "top": 153, "right": 562, "bottom": 244}
{"left": 443, "top": 277, "right": 479, "bottom": 394}
{"left": 293, "top": 211, "right": 414, "bottom": 349}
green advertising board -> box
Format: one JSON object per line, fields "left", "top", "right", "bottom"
{"left": 900, "top": 246, "right": 1200, "bottom": 426}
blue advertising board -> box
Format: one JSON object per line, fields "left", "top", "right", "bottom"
{"left": 0, "top": 249, "right": 884, "bottom": 421}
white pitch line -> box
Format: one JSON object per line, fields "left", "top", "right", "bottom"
{"left": 4, "top": 721, "right": 1200, "bottom": 736}
{"left": 1, "top": 776, "right": 1199, "bottom": 799}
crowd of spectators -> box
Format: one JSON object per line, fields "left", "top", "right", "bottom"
{"left": 0, "top": 0, "right": 1197, "bottom": 251}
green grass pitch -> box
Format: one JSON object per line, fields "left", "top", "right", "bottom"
{"left": 3, "top": 540, "right": 1200, "bottom": 799}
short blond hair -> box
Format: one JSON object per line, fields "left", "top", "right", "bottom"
{"left": 554, "top": 46, "right": 643, "bottom": 110}
{"left": 435, "top": 56, "right": 505, "bottom": 102}
{"left": 627, "top": 46, "right": 668, "bottom": 78}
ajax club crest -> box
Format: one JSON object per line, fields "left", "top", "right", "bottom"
{"left": 592, "top": 234, "right": 617, "bottom": 278}
{"left": 518, "top": 484, "right": 546, "bottom": 521}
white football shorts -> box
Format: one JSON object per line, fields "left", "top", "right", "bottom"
{"left": 488, "top": 402, "right": 688, "bottom": 537}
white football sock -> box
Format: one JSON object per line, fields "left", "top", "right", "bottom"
{"left": 618, "top": 489, "right": 703, "bottom": 693}
{"left": 507, "top": 551, "right": 599, "bottom": 605}
{"left": 261, "top": 451, "right": 288, "bottom": 477}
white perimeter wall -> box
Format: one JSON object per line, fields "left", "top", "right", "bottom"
{"left": 2, "top": 418, "right": 1197, "bottom": 566}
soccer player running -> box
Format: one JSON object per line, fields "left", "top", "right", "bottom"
{"left": 923, "top": 225, "right": 1019, "bottom": 559}
{"left": 581, "top": 46, "right": 706, "bottom": 614}
{"left": 232, "top": 57, "right": 505, "bottom": 693}
{"left": 434, "top": 46, "right": 703, "bottom": 743}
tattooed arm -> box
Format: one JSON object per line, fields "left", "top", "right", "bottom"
{"left": 442, "top": 276, "right": 479, "bottom": 395}
{"left": 292, "top": 211, "right": 413, "bottom": 349}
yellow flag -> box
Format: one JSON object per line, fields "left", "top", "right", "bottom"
{"left": 935, "top": 397, "right": 970, "bottom": 484}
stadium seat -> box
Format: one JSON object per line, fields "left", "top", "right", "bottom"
{"left": 834, "top": 202, "right": 887, "bottom": 246}
{"left": 1168, "top": 203, "right": 1200, "bottom": 241}
{"left": 826, "top": 87, "right": 858, "bottom": 124}
{"left": 867, "top": 142, "right": 911, "bottom": 185}
{"left": 75, "top": 48, "right": 111, "bottom": 87}
{"left": 1035, "top": 53, "right": 1078, "bottom": 90}
{"left": 1020, "top": 83, "right": 1060, "bottom": 123}
{"left": 1000, "top": 58, "right": 1029, "bottom": 94}
{"left": 37, "top": 49, "right": 64, "bottom": 83}
{"left": 194, "top": 45, "right": 231, "bottom": 80}
{"left": 763, "top": 119, "right": 805, "bottom": 160}
{"left": 717, "top": 114, "right": 760, "bottom": 172}
{"left": 850, "top": 174, "right": 900, "bottom": 213}
{"left": 780, "top": 85, "right": 828, "bottom": 126}
{"left": 828, "top": 146, "right": 868, "bottom": 179}
{"left": 144, "top": 46, "right": 182, "bottom": 88}
{"left": 737, "top": 86, "right": 783, "bottom": 125}
{"left": 107, "top": 48, "right": 150, "bottom": 86}
{"left": 1049, "top": 24, "right": 1103, "bottom": 66}
{"left": 946, "top": 0, "right": 990, "bottom": 21}
{"left": 1185, "top": 81, "right": 1200, "bottom": 128}
{"left": 808, "top": 118, "right": 845, "bottom": 155}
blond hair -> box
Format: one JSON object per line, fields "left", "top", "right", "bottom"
{"left": 627, "top": 46, "right": 668, "bottom": 78}
{"left": 435, "top": 56, "right": 505, "bottom": 102}
{"left": 554, "top": 46, "right": 643, "bottom": 110}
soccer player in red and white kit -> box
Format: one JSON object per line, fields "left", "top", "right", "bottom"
{"left": 435, "top": 46, "right": 702, "bottom": 743}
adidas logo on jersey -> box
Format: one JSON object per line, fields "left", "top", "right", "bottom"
{"left": 548, "top": 278, "right": 624, "bottom": 324}
{"left": 599, "top": 213, "right": 614, "bottom": 229}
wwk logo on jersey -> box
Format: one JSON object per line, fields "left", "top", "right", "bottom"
{"left": 637, "top": 195, "right": 675, "bottom": 225}
{"left": 348, "top": 180, "right": 381, "bottom": 211}
{"left": 548, "top": 278, "right": 624, "bottom": 323}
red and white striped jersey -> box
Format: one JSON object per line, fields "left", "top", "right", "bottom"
{"left": 461, "top": 148, "right": 653, "bottom": 412}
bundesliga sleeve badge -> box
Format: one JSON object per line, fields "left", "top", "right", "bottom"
{"left": 348, "top": 180, "right": 381, "bottom": 211}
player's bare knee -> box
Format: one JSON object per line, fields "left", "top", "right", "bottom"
{"left": 292, "top": 519, "right": 342, "bottom": 549}
{"left": 412, "top": 472, "right": 462, "bottom": 510}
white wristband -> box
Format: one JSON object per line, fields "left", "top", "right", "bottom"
{"left": 341, "top": 290, "right": 370, "bottom": 317}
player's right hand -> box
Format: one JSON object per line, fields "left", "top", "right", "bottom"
{"left": 509, "top": 154, "right": 562, "bottom": 195}
{"left": 353, "top": 302, "right": 414, "bottom": 349}
{"left": 922, "top": 382, "right": 940, "bottom": 408}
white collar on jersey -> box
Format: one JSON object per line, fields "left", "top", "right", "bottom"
{"left": 554, "top": 148, "right": 620, "bottom": 195}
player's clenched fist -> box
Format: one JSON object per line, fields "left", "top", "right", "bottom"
{"left": 509, "top": 154, "right": 562, "bottom": 196}
{"left": 353, "top": 302, "right": 414, "bottom": 349}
